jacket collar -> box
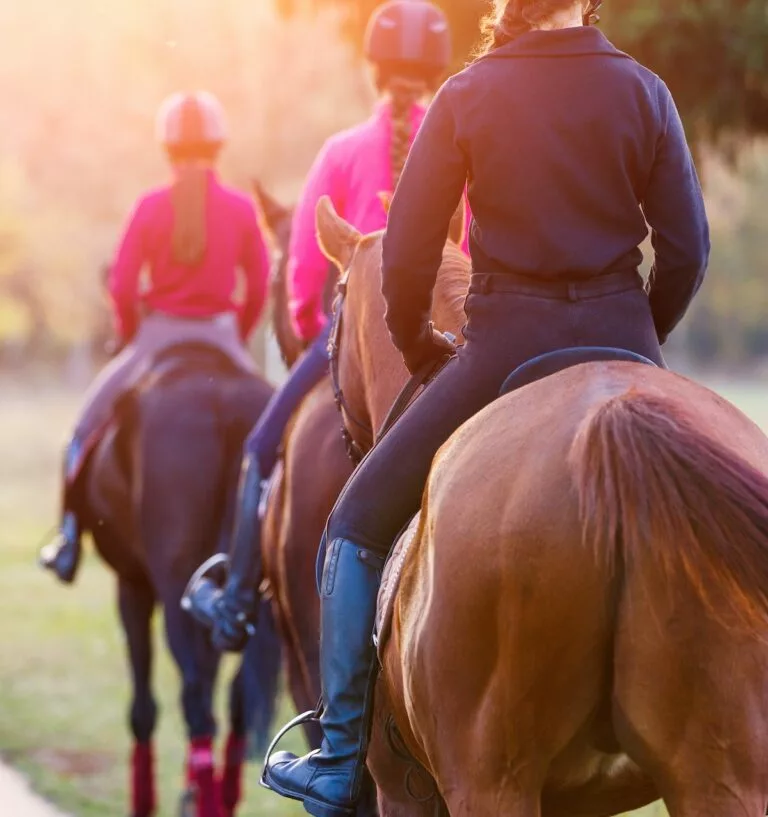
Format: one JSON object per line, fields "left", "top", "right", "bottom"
{"left": 483, "top": 26, "right": 633, "bottom": 62}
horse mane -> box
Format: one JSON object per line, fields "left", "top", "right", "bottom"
{"left": 433, "top": 242, "right": 471, "bottom": 332}
{"left": 355, "top": 232, "right": 470, "bottom": 335}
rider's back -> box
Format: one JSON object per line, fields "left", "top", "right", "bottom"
{"left": 287, "top": 101, "right": 426, "bottom": 341}
{"left": 110, "top": 171, "right": 266, "bottom": 338}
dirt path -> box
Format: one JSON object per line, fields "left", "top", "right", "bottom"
{"left": 0, "top": 762, "right": 70, "bottom": 817}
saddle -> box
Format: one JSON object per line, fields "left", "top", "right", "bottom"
{"left": 374, "top": 345, "right": 658, "bottom": 656}
{"left": 128, "top": 342, "right": 248, "bottom": 394}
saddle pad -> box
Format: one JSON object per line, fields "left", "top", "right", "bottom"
{"left": 375, "top": 512, "right": 421, "bottom": 659}
{"left": 499, "top": 346, "right": 657, "bottom": 398}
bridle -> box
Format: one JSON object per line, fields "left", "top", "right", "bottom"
{"left": 327, "top": 245, "right": 373, "bottom": 466}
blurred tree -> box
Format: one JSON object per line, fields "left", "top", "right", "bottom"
{"left": 280, "top": 0, "right": 768, "bottom": 143}
{"left": 684, "top": 146, "right": 768, "bottom": 363}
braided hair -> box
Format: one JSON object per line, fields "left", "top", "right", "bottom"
{"left": 387, "top": 75, "right": 429, "bottom": 191}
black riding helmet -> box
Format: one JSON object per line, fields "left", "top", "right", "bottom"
{"left": 364, "top": 0, "right": 452, "bottom": 83}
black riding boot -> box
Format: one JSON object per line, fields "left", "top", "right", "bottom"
{"left": 263, "top": 538, "right": 382, "bottom": 817}
{"left": 39, "top": 439, "right": 85, "bottom": 585}
{"left": 209, "top": 453, "right": 265, "bottom": 652}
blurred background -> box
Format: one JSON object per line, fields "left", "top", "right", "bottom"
{"left": 0, "top": 1, "right": 766, "bottom": 816}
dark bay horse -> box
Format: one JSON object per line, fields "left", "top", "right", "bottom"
{"left": 78, "top": 345, "right": 276, "bottom": 817}
{"left": 252, "top": 183, "right": 354, "bottom": 750}
{"left": 317, "top": 196, "right": 768, "bottom": 817}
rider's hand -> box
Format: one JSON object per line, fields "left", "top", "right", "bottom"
{"left": 211, "top": 593, "right": 257, "bottom": 654}
{"left": 400, "top": 323, "right": 456, "bottom": 376}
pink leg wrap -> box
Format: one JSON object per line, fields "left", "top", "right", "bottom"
{"left": 219, "top": 733, "right": 246, "bottom": 816}
{"left": 187, "top": 737, "right": 219, "bottom": 817}
{"left": 131, "top": 741, "right": 156, "bottom": 817}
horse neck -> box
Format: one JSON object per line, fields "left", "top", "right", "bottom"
{"left": 342, "top": 239, "right": 470, "bottom": 442}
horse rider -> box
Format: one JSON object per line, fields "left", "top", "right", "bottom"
{"left": 256, "top": 1, "right": 710, "bottom": 816}
{"left": 40, "top": 91, "right": 270, "bottom": 584}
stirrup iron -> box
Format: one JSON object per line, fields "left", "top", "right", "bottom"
{"left": 259, "top": 703, "right": 324, "bottom": 791}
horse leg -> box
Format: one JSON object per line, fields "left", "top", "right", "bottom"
{"left": 285, "top": 640, "right": 323, "bottom": 749}
{"left": 118, "top": 574, "right": 158, "bottom": 817}
{"left": 218, "top": 665, "right": 247, "bottom": 817}
{"left": 161, "top": 580, "right": 220, "bottom": 817}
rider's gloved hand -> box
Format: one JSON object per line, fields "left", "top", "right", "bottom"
{"left": 211, "top": 591, "right": 257, "bottom": 654}
{"left": 400, "top": 322, "right": 456, "bottom": 376}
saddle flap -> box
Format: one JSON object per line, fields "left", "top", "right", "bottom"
{"left": 375, "top": 513, "right": 421, "bottom": 659}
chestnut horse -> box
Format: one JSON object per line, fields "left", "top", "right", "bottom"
{"left": 252, "top": 184, "right": 354, "bottom": 750}
{"left": 316, "top": 196, "right": 768, "bottom": 817}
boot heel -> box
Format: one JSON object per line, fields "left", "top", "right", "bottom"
{"left": 303, "top": 798, "right": 354, "bottom": 817}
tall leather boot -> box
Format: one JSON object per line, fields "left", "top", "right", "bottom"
{"left": 263, "top": 538, "right": 382, "bottom": 817}
{"left": 209, "top": 453, "right": 265, "bottom": 652}
{"left": 39, "top": 438, "right": 85, "bottom": 584}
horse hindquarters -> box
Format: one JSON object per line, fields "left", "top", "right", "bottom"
{"left": 376, "top": 397, "right": 620, "bottom": 816}
{"left": 571, "top": 390, "right": 768, "bottom": 815}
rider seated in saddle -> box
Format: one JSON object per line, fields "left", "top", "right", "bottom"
{"left": 40, "top": 91, "right": 270, "bottom": 584}
{"left": 195, "top": 0, "right": 456, "bottom": 650}
{"left": 247, "top": 1, "right": 708, "bottom": 816}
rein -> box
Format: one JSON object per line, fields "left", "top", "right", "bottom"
{"left": 327, "top": 250, "right": 452, "bottom": 465}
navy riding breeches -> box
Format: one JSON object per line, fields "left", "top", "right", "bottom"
{"left": 327, "top": 272, "right": 665, "bottom": 556}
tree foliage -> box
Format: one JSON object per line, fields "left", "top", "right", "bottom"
{"left": 280, "top": 0, "right": 768, "bottom": 142}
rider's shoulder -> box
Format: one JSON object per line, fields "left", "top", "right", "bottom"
{"left": 210, "top": 179, "right": 259, "bottom": 218}
{"left": 129, "top": 186, "right": 168, "bottom": 219}
{"left": 323, "top": 113, "right": 383, "bottom": 160}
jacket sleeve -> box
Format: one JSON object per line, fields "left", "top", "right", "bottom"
{"left": 288, "top": 138, "right": 345, "bottom": 344}
{"left": 238, "top": 202, "right": 270, "bottom": 339}
{"left": 108, "top": 199, "right": 148, "bottom": 342}
{"left": 382, "top": 84, "right": 468, "bottom": 353}
{"left": 642, "top": 80, "right": 710, "bottom": 344}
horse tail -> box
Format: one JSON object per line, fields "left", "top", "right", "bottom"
{"left": 570, "top": 389, "right": 768, "bottom": 635}
{"left": 241, "top": 597, "right": 282, "bottom": 757}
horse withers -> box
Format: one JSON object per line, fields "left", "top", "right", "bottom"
{"left": 316, "top": 197, "right": 768, "bottom": 817}
{"left": 76, "top": 342, "right": 278, "bottom": 817}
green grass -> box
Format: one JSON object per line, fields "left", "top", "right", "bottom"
{"left": 0, "top": 374, "right": 766, "bottom": 817}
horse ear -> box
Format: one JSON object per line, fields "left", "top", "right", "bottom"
{"left": 378, "top": 191, "right": 392, "bottom": 217}
{"left": 448, "top": 201, "right": 466, "bottom": 247}
{"left": 251, "top": 179, "right": 291, "bottom": 240}
{"left": 316, "top": 196, "right": 361, "bottom": 270}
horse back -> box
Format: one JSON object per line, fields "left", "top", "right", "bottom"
{"left": 86, "top": 345, "right": 273, "bottom": 584}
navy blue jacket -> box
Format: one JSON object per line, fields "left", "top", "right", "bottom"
{"left": 382, "top": 26, "right": 710, "bottom": 348}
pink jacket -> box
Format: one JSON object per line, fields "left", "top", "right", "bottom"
{"left": 288, "top": 101, "right": 430, "bottom": 343}
{"left": 109, "top": 171, "right": 269, "bottom": 341}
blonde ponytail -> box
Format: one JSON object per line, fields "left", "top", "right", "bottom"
{"left": 171, "top": 165, "right": 208, "bottom": 266}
